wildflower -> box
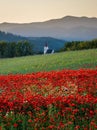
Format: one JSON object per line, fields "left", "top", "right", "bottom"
{"left": 75, "top": 125, "right": 80, "bottom": 130}
{"left": 13, "top": 123, "right": 18, "bottom": 128}
{"left": 0, "top": 126, "right": 2, "bottom": 130}
{"left": 28, "top": 119, "right": 32, "bottom": 123}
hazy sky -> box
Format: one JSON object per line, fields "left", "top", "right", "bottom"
{"left": 0, "top": 0, "right": 97, "bottom": 23}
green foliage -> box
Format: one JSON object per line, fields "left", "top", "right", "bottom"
{"left": 0, "top": 40, "right": 33, "bottom": 58}
{"left": 61, "top": 39, "right": 97, "bottom": 51}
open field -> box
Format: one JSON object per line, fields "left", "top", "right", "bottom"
{"left": 0, "top": 49, "right": 97, "bottom": 75}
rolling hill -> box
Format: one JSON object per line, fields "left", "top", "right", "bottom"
{"left": 0, "top": 49, "right": 97, "bottom": 74}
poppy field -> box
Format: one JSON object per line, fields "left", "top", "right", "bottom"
{"left": 0, "top": 69, "right": 97, "bottom": 130}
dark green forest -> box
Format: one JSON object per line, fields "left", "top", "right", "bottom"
{"left": 0, "top": 40, "right": 33, "bottom": 58}
{"left": 60, "top": 39, "right": 97, "bottom": 51}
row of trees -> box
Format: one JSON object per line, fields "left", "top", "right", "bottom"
{"left": 60, "top": 39, "right": 97, "bottom": 51}
{"left": 0, "top": 40, "right": 33, "bottom": 58}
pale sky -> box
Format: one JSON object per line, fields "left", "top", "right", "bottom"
{"left": 0, "top": 0, "right": 97, "bottom": 23}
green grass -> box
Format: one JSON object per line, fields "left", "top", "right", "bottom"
{"left": 0, "top": 49, "right": 97, "bottom": 75}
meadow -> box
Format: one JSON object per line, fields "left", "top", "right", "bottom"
{"left": 0, "top": 49, "right": 97, "bottom": 75}
{"left": 0, "top": 49, "right": 97, "bottom": 130}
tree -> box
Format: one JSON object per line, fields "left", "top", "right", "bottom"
{"left": 0, "top": 40, "right": 33, "bottom": 58}
{"left": 0, "top": 41, "right": 8, "bottom": 58}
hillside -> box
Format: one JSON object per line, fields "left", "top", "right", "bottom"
{"left": 28, "top": 37, "right": 65, "bottom": 53}
{"left": 0, "top": 16, "right": 97, "bottom": 40}
{"left": 0, "top": 49, "right": 97, "bottom": 75}
{"left": 0, "top": 31, "right": 27, "bottom": 42}
{"left": 0, "top": 31, "right": 65, "bottom": 53}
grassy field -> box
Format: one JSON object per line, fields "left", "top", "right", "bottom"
{"left": 0, "top": 49, "right": 97, "bottom": 75}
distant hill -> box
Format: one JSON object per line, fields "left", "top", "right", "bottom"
{"left": 0, "top": 31, "right": 27, "bottom": 42}
{"left": 0, "top": 16, "right": 97, "bottom": 40}
{"left": 28, "top": 37, "right": 65, "bottom": 53}
{"left": 0, "top": 31, "right": 65, "bottom": 53}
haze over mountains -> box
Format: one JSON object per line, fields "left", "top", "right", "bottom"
{"left": 0, "top": 16, "right": 97, "bottom": 41}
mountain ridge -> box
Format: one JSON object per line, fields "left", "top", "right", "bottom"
{"left": 1, "top": 16, "right": 97, "bottom": 24}
{"left": 0, "top": 16, "right": 97, "bottom": 40}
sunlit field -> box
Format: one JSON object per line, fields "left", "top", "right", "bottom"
{"left": 0, "top": 49, "right": 97, "bottom": 75}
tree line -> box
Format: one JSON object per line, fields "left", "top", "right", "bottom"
{"left": 60, "top": 39, "right": 97, "bottom": 51}
{"left": 0, "top": 40, "right": 33, "bottom": 58}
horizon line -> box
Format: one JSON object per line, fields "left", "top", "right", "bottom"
{"left": 0, "top": 15, "right": 97, "bottom": 24}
